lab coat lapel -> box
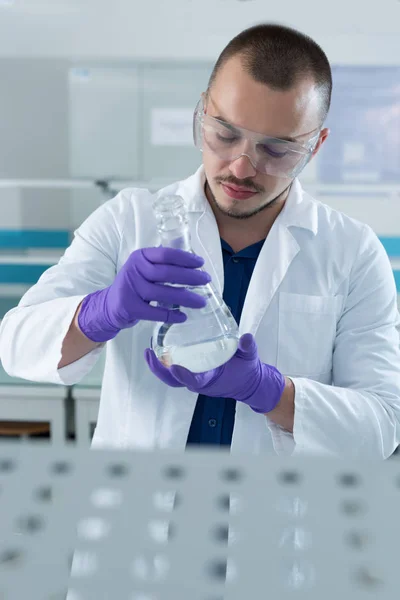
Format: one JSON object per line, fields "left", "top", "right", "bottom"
{"left": 239, "top": 179, "right": 318, "bottom": 335}
{"left": 239, "top": 221, "right": 299, "bottom": 335}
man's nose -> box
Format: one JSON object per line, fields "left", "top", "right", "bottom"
{"left": 228, "top": 153, "right": 257, "bottom": 180}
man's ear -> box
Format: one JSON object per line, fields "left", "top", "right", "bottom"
{"left": 312, "top": 127, "right": 330, "bottom": 157}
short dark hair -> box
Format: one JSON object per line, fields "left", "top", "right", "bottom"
{"left": 208, "top": 23, "right": 332, "bottom": 124}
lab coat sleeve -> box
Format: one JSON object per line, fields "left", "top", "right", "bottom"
{"left": 275, "top": 224, "right": 400, "bottom": 458}
{"left": 0, "top": 191, "right": 128, "bottom": 386}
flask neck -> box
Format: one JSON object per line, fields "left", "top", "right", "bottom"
{"left": 159, "top": 228, "right": 192, "bottom": 252}
{"left": 153, "top": 194, "right": 192, "bottom": 252}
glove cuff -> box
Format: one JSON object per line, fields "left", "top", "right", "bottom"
{"left": 78, "top": 288, "right": 120, "bottom": 343}
{"left": 248, "top": 364, "right": 286, "bottom": 414}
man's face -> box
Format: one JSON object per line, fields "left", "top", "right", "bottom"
{"left": 202, "top": 55, "right": 329, "bottom": 219}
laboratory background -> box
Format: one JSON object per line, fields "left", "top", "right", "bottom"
{"left": 0, "top": 0, "right": 399, "bottom": 445}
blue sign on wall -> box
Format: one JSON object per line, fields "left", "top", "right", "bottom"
{"left": 319, "top": 67, "right": 400, "bottom": 183}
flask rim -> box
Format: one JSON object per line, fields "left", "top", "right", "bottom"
{"left": 152, "top": 194, "right": 185, "bottom": 215}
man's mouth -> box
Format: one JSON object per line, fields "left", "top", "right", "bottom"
{"left": 221, "top": 183, "right": 258, "bottom": 200}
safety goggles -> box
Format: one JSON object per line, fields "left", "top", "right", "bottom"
{"left": 193, "top": 98, "right": 320, "bottom": 179}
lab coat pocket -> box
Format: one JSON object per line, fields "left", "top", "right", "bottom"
{"left": 277, "top": 292, "right": 343, "bottom": 377}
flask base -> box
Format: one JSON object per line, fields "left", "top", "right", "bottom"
{"left": 155, "top": 335, "right": 239, "bottom": 373}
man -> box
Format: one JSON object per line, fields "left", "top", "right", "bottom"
{"left": 1, "top": 24, "right": 400, "bottom": 457}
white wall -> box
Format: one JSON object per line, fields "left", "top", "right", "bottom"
{"left": 0, "top": 59, "right": 69, "bottom": 178}
{"left": 0, "top": 58, "right": 71, "bottom": 229}
{"left": 0, "top": 0, "right": 399, "bottom": 64}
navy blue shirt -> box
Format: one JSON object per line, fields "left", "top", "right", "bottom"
{"left": 186, "top": 238, "right": 265, "bottom": 447}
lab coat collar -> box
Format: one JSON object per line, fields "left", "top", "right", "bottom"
{"left": 177, "top": 165, "right": 319, "bottom": 237}
{"left": 176, "top": 166, "right": 209, "bottom": 213}
{"left": 280, "top": 178, "right": 319, "bottom": 237}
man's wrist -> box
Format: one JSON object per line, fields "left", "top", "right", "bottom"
{"left": 281, "top": 376, "right": 295, "bottom": 402}
{"left": 74, "top": 301, "right": 101, "bottom": 346}
{"left": 265, "top": 376, "right": 295, "bottom": 433}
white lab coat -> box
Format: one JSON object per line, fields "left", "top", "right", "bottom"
{"left": 1, "top": 166, "right": 400, "bottom": 457}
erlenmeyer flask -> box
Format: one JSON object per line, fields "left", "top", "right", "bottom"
{"left": 151, "top": 194, "right": 239, "bottom": 373}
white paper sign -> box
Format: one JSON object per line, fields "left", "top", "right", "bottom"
{"left": 151, "top": 108, "right": 194, "bottom": 147}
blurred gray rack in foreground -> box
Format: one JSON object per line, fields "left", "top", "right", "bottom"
{"left": 0, "top": 442, "right": 398, "bottom": 599}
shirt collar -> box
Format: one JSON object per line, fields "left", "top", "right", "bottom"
{"left": 221, "top": 238, "right": 265, "bottom": 258}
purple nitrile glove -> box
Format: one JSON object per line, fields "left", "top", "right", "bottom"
{"left": 144, "top": 333, "right": 286, "bottom": 414}
{"left": 78, "top": 247, "right": 211, "bottom": 343}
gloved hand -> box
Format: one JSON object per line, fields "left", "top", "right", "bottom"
{"left": 144, "top": 333, "right": 286, "bottom": 414}
{"left": 78, "top": 247, "right": 210, "bottom": 343}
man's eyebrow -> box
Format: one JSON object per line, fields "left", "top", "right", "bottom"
{"left": 276, "top": 135, "right": 297, "bottom": 142}
{"left": 212, "top": 115, "right": 297, "bottom": 142}
{"left": 213, "top": 116, "right": 239, "bottom": 132}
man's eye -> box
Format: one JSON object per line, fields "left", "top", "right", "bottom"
{"left": 216, "top": 133, "right": 239, "bottom": 144}
{"left": 258, "top": 143, "right": 288, "bottom": 158}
